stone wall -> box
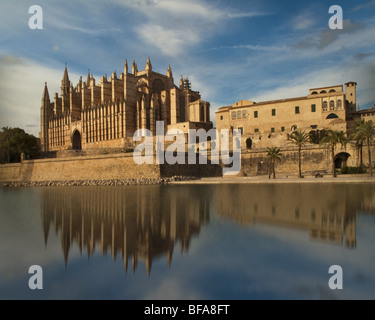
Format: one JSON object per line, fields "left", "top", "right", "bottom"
{"left": 241, "top": 146, "right": 331, "bottom": 176}
{"left": 0, "top": 153, "right": 160, "bottom": 183}
{"left": 0, "top": 142, "right": 364, "bottom": 184}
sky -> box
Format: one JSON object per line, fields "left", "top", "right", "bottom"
{"left": 0, "top": 0, "right": 375, "bottom": 137}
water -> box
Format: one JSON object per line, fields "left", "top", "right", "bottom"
{"left": 1, "top": 183, "right": 375, "bottom": 300}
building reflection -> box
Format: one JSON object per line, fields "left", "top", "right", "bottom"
{"left": 40, "top": 185, "right": 210, "bottom": 275}
{"left": 214, "top": 183, "right": 375, "bottom": 249}
{"left": 40, "top": 183, "right": 375, "bottom": 275}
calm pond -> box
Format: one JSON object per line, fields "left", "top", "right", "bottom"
{"left": 1, "top": 183, "right": 375, "bottom": 299}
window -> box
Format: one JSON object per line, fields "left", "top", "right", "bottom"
{"left": 242, "top": 109, "right": 247, "bottom": 118}
{"left": 311, "top": 125, "right": 318, "bottom": 129}
{"left": 200, "top": 105, "right": 205, "bottom": 121}
{"left": 326, "top": 113, "right": 339, "bottom": 119}
{"left": 220, "top": 115, "right": 223, "bottom": 120}
{"left": 295, "top": 106, "right": 300, "bottom": 114}
{"left": 271, "top": 127, "right": 275, "bottom": 133}
{"left": 311, "top": 104, "right": 316, "bottom": 112}
{"left": 281, "top": 126, "right": 285, "bottom": 132}
{"left": 237, "top": 110, "right": 242, "bottom": 119}
{"left": 272, "top": 109, "right": 276, "bottom": 116}
{"left": 254, "top": 110, "right": 258, "bottom": 118}
{"left": 330, "top": 100, "right": 335, "bottom": 110}
{"left": 337, "top": 99, "right": 342, "bottom": 110}
{"left": 323, "top": 101, "right": 328, "bottom": 111}
{"left": 231, "top": 111, "right": 236, "bottom": 120}
{"left": 238, "top": 127, "right": 243, "bottom": 135}
{"left": 254, "top": 128, "right": 259, "bottom": 133}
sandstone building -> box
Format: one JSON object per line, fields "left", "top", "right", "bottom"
{"left": 216, "top": 82, "right": 359, "bottom": 149}
{"left": 40, "top": 58, "right": 212, "bottom": 152}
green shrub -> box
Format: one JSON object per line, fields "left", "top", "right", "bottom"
{"left": 340, "top": 166, "right": 367, "bottom": 174}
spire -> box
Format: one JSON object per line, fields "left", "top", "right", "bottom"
{"left": 42, "top": 82, "right": 50, "bottom": 104}
{"left": 132, "top": 60, "right": 137, "bottom": 75}
{"left": 61, "top": 64, "right": 70, "bottom": 95}
{"left": 179, "top": 75, "right": 184, "bottom": 89}
{"left": 124, "top": 59, "right": 128, "bottom": 74}
{"left": 145, "top": 57, "right": 152, "bottom": 71}
{"left": 166, "top": 64, "right": 173, "bottom": 78}
{"left": 62, "top": 64, "right": 69, "bottom": 85}
{"left": 86, "top": 69, "right": 90, "bottom": 86}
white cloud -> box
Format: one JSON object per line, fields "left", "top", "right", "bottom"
{"left": 137, "top": 23, "right": 200, "bottom": 56}
{"left": 114, "top": 0, "right": 268, "bottom": 56}
{"left": 292, "top": 11, "right": 316, "bottom": 31}
{"left": 0, "top": 55, "right": 80, "bottom": 136}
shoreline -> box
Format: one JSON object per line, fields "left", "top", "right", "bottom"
{"left": 1, "top": 174, "right": 375, "bottom": 187}
{"left": 0, "top": 176, "right": 197, "bottom": 188}
{"left": 169, "top": 174, "right": 375, "bottom": 184}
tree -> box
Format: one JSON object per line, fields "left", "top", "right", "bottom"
{"left": 354, "top": 120, "right": 375, "bottom": 176}
{"left": 309, "top": 129, "right": 327, "bottom": 144}
{"left": 349, "top": 118, "right": 365, "bottom": 167}
{"left": 0, "top": 127, "right": 39, "bottom": 163}
{"left": 266, "top": 146, "right": 282, "bottom": 179}
{"left": 320, "top": 130, "right": 347, "bottom": 177}
{"left": 288, "top": 129, "right": 310, "bottom": 178}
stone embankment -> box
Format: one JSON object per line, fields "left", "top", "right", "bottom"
{"left": 0, "top": 176, "right": 197, "bottom": 188}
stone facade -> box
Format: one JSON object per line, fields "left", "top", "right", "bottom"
{"left": 40, "top": 58, "right": 212, "bottom": 152}
{"left": 216, "top": 82, "right": 358, "bottom": 150}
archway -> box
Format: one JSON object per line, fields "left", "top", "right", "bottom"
{"left": 326, "top": 113, "right": 339, "bottom": 119}
{"left": 72, "top": 130, "right": 82, "bottom": 150}
{"left": 334, "top": 152, "right": 350, "bottom": 168}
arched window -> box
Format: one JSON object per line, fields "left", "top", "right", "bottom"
{"left": 330, "top": 100, "right": 335, "bottom": 110}
{"left": 231, "top": 111, "right": 236, "bottom": 120}
{"left": 311, "top": 91, "right": 318, "bottom": 95}
{"left": 337, "top": 99, "right": 342, "bottom": 110}
{"left": 329, "top": 89, "right": 336, "bottom": 93}
{"left": 320, "top": 90, "right": 327, "bottom": 94}
{"left": 326, "top": 113, "right": 339, "bottom": 119}
{"left": 323, "top": 101, "right": 328, "bottom": 111}
{"left": 237, "top": 110, "right": 242, "bottom": 119}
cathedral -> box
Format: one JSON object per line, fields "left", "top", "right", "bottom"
{"left": 40, "top": 58, "right": 212, "bottom": 152}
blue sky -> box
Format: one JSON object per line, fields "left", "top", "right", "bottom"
{"left": 1, "top": 0, "right": 375, "bottom": 136}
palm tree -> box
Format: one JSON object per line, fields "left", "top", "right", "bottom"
{"left": 320, "top": 130, "right": 347, "bottom": 177}
{"left": 349, "top": 118, "right": 365, "bottom": 167}
{"left": 288, "top": 129, "right": 310, "bottom": 178}
{"left": 266, "top": 146, "right": 282, "bottom": 179}
{"left": 355, "top": 120, "right": 375, "bottom": 176}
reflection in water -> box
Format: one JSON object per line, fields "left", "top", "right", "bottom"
{"left": 41, "top": 185, "right": 210, "bottom": 275}
{"left": 40, "top": 183, "right": 375, "bottom": 276}
{"left": 215, "top": 183, "right": 375, "bottom": 248}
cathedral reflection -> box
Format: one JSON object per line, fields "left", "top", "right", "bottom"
{"left": 40, "top": 185, "right": 210, "bottom": 275}
{"left": 214, "top": 183, "right": 375, "bottom": 249}
{"left": 40, "top": 183, "right": 375, "bottom": 275}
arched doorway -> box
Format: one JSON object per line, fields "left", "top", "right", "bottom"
{"left": 334, "top": 152, "right": 350, "bottom": 168}
{"left": 72, "top": 130, "right": 82, "bottom": 150}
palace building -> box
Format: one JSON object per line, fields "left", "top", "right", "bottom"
{"left": 215, "top": 82, "right": 359, "bottom": 149}
{"left": 40, "top": 58, "right": 212, "bottom": 152}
